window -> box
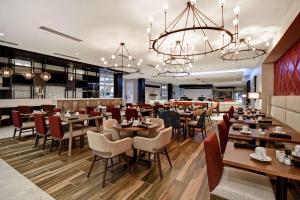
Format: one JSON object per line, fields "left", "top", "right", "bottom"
{"left": 99, "top": 70, "right": 114, "bottom": 97}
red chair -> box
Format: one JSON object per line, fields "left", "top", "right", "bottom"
{"left": 125, "top": 108, "right": 139, "bottom": 121}
{"left": 86, "top": 107, "right": 95, "bottom": 115}
{"left": 48, "top": 116, "right": 85, "bottom": 156}
{"left": 204, "top": 133, "right": 275, "bottom": 199}
{"left": 110, "top": 108, "right": 121, "bottom": 122}
{"left": 126, "top": 103, "right": 133, "bottom": 108}
{"left": 41, "top": 105, "right": 53, "bottom": 113}
{"left": 89, "top": 111, "right": 102, "bottom": 127}
{"left": 76, "top": 110, "right": 86, "bottom": 114}
{"left": 53, "top": 108, "right": 61, "bottom": 113}
{"left": 217, "top": 120, "right": 228, "bottom": 155}
{"left": 12, "top": 110, "right": 35, "bottom": 139}
{"left": 17, "top": 106, "right": 31, "bottom": 114}
{"left": 34, "top": 113, "right": 49, "bottom": 149}
{"left": 222, "top": 113, "right": 231, "bottom": 133}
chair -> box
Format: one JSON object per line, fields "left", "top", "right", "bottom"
{"left": 187, "top": 111, "right": 207, "bottom": 139}
{"left": 41, "top": 105, "right": 53, "bottom": 113}
{"left": 12, "top": 110, "right": 35, "bottom": 139}
{"left": 212, "top": 102, "right": 220, "bottom": 116}
{"left": 125, "top": 108, "right": 139, "bottom": 121}
{"left": 137, "top": 118, "right": 165, "bottom": 138}
{"left": 48, "top": 116, "right": 85, "bottom": 156}
{"left": 204, "top": 133, "right": 275, "bottom": 200}
{"left": 157, "top": 108, "right": 165, "bottom": 119}
{"left": 153, "top": 104, "right": 164, "bottom": 117}
{"left": 0, "top": 109, "right": 10, "bottom": 127}
{"left": 17, "top": 106, "right": 31, "bottom": 114}
{"left": 133, "top": 127, "right": 172, "bottom": 179}
{"left": 53, "top": 108, "right": 62, "bottom": 113}
{"left": 206, "top": 108, "right": 213, "bottom": 124}
{"left": 161, "top": 111, "right": 184, "bottom": 141}
{"left": 217, "top": 120, "right": 228, "bottom": 155}
{"left": 110, "top": 108, "right": 121, "bottom": 122}
{"left": 222, "top": 113, "right": 231, "bottom": 133}
{"left": 126, "top": 103, "right": 133, "bottom": 108}
{"left": 86, "top": 131, "right": 132, "bottom": 187}
{"left": 88, "top": 111, "right": 102, "bottom": 128}
{"left": 86, "top": 106, "right": 95, "bottom": 115}
{"left": 34, "top": 114, "right": 49, "bottom": 150}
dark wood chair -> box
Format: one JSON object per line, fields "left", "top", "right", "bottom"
{"left": 187, "top": 111, "right": 207, "bottom": 139}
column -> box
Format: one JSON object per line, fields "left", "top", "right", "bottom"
{"left": 114, "top": 73, "right": 123, "bottom": 98}
{"left": 137, "top": 78, "right": 145, "bottom": 104}
{"left": 167, "top": 83, "right": 173, "bottom": 100}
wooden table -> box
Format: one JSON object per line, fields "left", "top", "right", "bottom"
{"left": 178, "top": 112, "right": 193, "bottom": 136}
{"left": 228, "top": 126, "right": 300, "bottom": 145}
{"left": 60, "top": 114, "right": 102, "bottom": 156}
{"left": 230, "top": 118, "right": 281, "bottom": 127}
{"left": 223, "top": 142, "right": 300, "bottom": 200}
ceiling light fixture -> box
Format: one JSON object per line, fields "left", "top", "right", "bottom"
{"left": 147, "top": 0, "right": 234, "bottom": 57}
{"left": 101, "top": 42, "right": 141, "bottom": 74}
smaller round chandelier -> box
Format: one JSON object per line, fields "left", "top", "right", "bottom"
{"left": 157, "top": 61, "right": 192, "bottom": 78}
{"left": 221, "top": 38, "right": 269, "bottom": 61}
{"left": 101, "top": 43, "right": 142, "bottom": 74}
{"left": 40, "top": 71, "right": 51, "bottom": 82}
{"left": 147, "top": 0, "right": 235, "bottom": 57}
{"left": 22, "top": 68, "right": 35, "bottom": 80}
{"left": 0, "top": 67, "right": 13, "bottom": 78}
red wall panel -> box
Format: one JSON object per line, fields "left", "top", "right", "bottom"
{"left": 274, "top": 40, "right": 300, "bottom": 96}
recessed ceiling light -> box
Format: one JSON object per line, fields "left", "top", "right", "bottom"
{"left": 0, "top": 33, "right": 5, "bottom": 36}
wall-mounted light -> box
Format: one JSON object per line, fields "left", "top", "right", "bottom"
{"left": 248, "top": 92, "right": 260, "bottom": 99}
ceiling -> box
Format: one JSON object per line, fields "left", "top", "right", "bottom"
{"left": 0, "top": 0, "right": 296, "bottom": 85}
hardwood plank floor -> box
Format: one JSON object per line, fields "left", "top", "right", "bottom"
{"left": 0, "top": 122, "right": 299, "bottom": 200}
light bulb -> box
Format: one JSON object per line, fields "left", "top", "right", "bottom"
{"left": 233, "top": 19, "right": 239, "bottom": 26}
{"left": 128, "top": 64, "right": 131, "bottom": 67}
{"left": 128, "top": 56, "right": 132, "bottom": 60}
{"left": 235, "top": 51, "right": 239, "bottom": 54}
{"left": 252, "top": 47, "right": 256, "bottom": 51}
{"left": 101, "top": 57, "right": 105, "bottom": 62}
{"left": 103, "top": 61, "right": 108, "bottom": 65}
{"left": 163, "top": 4, "right": 168, "bottom": 11}
{"left": 246, "top": 36, "right": 251, "bottom": 42}
{"left": 233, "top": 6, "right": 240, "bottom": 15}
{"left": 139, "top": 59, "right": 143, "bottom": 63}
{"left": 190, "top": 0, "right": 197, "bottom": 5}
{"left": 149, "top": 17, "right": 154, "bottom": 23}
{"left": 114, "top": 64, "right": 118, "bottom": 67}
{"left": 111, "top": 55, "right": 115, "bottom": 59}
{"left": 156, "top": 64, "right": 160, "bottom": 69}
{"left": 204, "top": 36, "right": 208, "bottom": 41}
{"left": 146, "top": 28, "right": 151, "bottom": 34}
{"left": 266, "top": 42, "right": 270, "bottom": 47}
{"left": 137, "top": 63, "right": 141, "bottom": 66}
{"left": 218, "top": 0, "right": 225, "bottom": 6}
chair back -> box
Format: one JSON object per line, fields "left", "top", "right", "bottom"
{"left": 89, "top": 111, "right": 102, "bottom": 127}
{"left": 53, "top": 108, "right": 61, "bottom": 113}
{"left": 125, "top": 108, "right": 139, "bottom": 121}
{"left": 17, "top": 106, "right": 31, "bottom": 114}
{"left": 162, "top": 111, "right": 181, "bottom": 128}
{"left": 149, "top": 118, "right": 164, "bottom": 130}
{"left": 87, "top": 131, "right": 111, "bottom": 153}
{"left": 126, "top": 103, "right": 133, "bottom": 108}
{"left": 103, "top": 119, "right": 118, "bottom": 130}
{"left": 34, "top": 114, "right": 47, "bottom": 135}
{"left": 218, "top": 120, "right": 228, "bottom": 155}
{"left": 41, "top": 105, "right": 53, "bottom": 113}
{"left": 12, "top": 110, "right": 22, "bottom": 128}
{"left": 153, "top": 127, "right": 172, "bottom": 150}
{"left": 157, "top": 108, "right": 165, "bottom": 118}
{"left": 110, "top": 108, "right": 121, "bottom": 121}
{"left": 223, "top": 113, "right": 230, "bottom": 132}
{"left": 153, "top": 104, "right": 164, "bottom": 112}
{"left": 86, "top": 106, "right": 95, "bottom": 114}
{"left": 48, "top": 116, "right": 64, "bottom": 139}
{"left": 196, "top": 111, "right": 206, "bottom": 128}
{"left": 204, "top": 133, "right": 224, "bottom": 192}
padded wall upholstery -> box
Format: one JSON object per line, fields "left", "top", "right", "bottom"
{"left": 271, "top": 96, "right": 300, "bottom": 133}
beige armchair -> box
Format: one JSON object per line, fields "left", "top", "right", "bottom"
{"left": 133, "top": 127, "right": 172, "bottom": 179}
{"left": 103, "top": 118, "right": 133, "bottom": 140}
{"left": 137, "top": 118, "right": 165, "bottom": 138}
{"left": 86, "top": 131, "right": 132, "bottom": 187}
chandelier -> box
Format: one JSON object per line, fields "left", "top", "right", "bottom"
{"left": 101, "top": 43, "right": 142, "bottom": 74}
{"left": 40, "top": 71, "right": 51, "bottom": 81}
{"left": 22, "top": 68, "right": 35, "bottom": 80}
{"left": 147, "top": 0, "right": 235, "bottom": 57}
{"left": 157, "top": 61, "right": 192, "bottom": 78}
{"left": 221, "top": 38, "right": 269, "bottom": 61}
{"left": 0, "top": 67, "right": 13, "bottom": 78}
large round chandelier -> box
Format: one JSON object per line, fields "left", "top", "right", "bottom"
{"left": 101, "top": 43, "right": 142, "bottom": 74}
{"left": 147, "top": 0, "right": 235, "bottom": 57}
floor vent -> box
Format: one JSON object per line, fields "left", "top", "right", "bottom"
{"left": 0, "top": 40, "right": 18, "bottom": 46}
{"left": 39, "top": 26, "right": 82, "bottom": 42}
{"left": 54, "top": 53, "right": 80, "bottom": 60}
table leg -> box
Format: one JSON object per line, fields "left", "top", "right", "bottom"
{"left": 95, "top": 118, "right": 100, "bottom": 132}
{"left": 68, "top": 124, "right": 73, "bottom": 157}
{"left": 276, "top": 176, "right": 287, "bottom": 200}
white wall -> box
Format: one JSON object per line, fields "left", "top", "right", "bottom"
{"left": 261, "top": 63, "right": 274, "bottom": 114}
{"left": 248, "top": 66, "right": 262, "bottom": 109}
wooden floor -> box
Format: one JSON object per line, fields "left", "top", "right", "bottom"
{"left": 0, "top": 123, "right": 299, "bottom": 200}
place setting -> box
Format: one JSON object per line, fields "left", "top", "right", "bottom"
{"left": 250, "top": 147, "right": 272, "bottom": 162}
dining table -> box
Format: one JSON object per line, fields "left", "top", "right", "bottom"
{"left": 60, "top": 114, "right": 102, "bottom": 156}
{"left": 230, "top": 117, "right": 282, "bottom": 127}
{"left": 228, "top": 126, "right": 300, "bottom": 145}
{"left": 178, "top": 111, "right": 194, "bottom": 136}
{"left": 223, "top": 142, "right": 300, "bottom": 200}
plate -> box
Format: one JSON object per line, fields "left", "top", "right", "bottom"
{"left": 292, "top": 151, "right": 300, "bottom": 158}
{"left": 250, "top": 153, "right": 272, "bottom": 162}
{"left": 272, "top": 129, "right": 287, "bottom": 134}
{"left": 240, "top": 131, "right": 252, "bottom": 134}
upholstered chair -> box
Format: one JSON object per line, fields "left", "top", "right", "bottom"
{"left": 161, "top": 110, "right": 184, "bottom": 141}
{"left": 217, "top": 120, "right": 228, "bottom": 155}
{"left": 34, "top": 113, "right": 49, "bottom": 150}
{"left": 125, "top": 108, "right": 139, "bottom": 121}
{"left": 206, "top": 108, "right": 213, "bottom": 125}
{"left": 48, "top": 116, "right": 85, "bottom": 156}
{"left": 222, "top": 113, "right": 231, "bottom": 133}
{"left": 53, "top": 108, "right": 62, "bottom": 113}
{"left": 110, "top": 108, "right": 121, "bottom": 122}
{"left": 187, "top": 111, "right": 207, "bottom": 139}
{"left": 12, "top": 110, "right": 35, "bottom": 139}
{"left": 137, "top": 118, "right": 165, "bottom": 138}
{"left": 0, "top": 109, "right": 9, "bottom": 127}
{"left": 17, "top": 106, "right": 31, "bottom": 114}
{"left": 41, "top": 105, "right": 53, "bottom": 114}
{"left": 204, "top": 133, "right": 275, "bottom": 200}
{"left": 133, "top": 127, "right": 172, "bottom": 179}
{"left": 86, "top": 131, "right": 132, "bottom": 187}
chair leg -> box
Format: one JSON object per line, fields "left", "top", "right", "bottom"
{"left": 110, "top": 158, "right": 114, "bottom": 172}
{"left": 42, "top": 136, "right": 47, "bottom": 150}
{"left": 13, "top": 128, "right": 17, "bottom": 138}
{"left": 58, "top": 140, "right": 63, "bottom": 156}
{"left": 34, "top": 134, "right": 39, "bottom": 148}
{"left": 18, "top": 129, "right": 22, "bottom": 140}
{"left": 201, "top": 129, "right": 205, "bottom": 140}
{"left": 87, "top": 155, "right": 97, "bottom": 178}
{"left": 102, "top": 158, "right": 108, "bottom": 188}
{"left": 80, "top": 136, "right": 84, "bottom": 148}
{"left": 50, "top": 138, "right": 54, "bottom": 152}
{"left": 165, "top": 149, "right": 172, "bottom": 168}
{"left": 122, "top": 153, "right": 132, "bottom": 173}
{"left": 156, "top": 153, "right": 163, "bottom": 179}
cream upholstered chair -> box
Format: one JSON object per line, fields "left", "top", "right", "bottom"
{"left": 137, "top": 118, "right": 165, "bottom": 138}
{"left": 103, "top": 119, "right": 133, "bottom": 140}
{"left": 204, "top": 133, "right": 275, "bottom": 200}
{"left": 133, "top": 127, "right": 172, "bottom": 179}
{"left": 86, "top": 131, "right": 132, "bottom": 187}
